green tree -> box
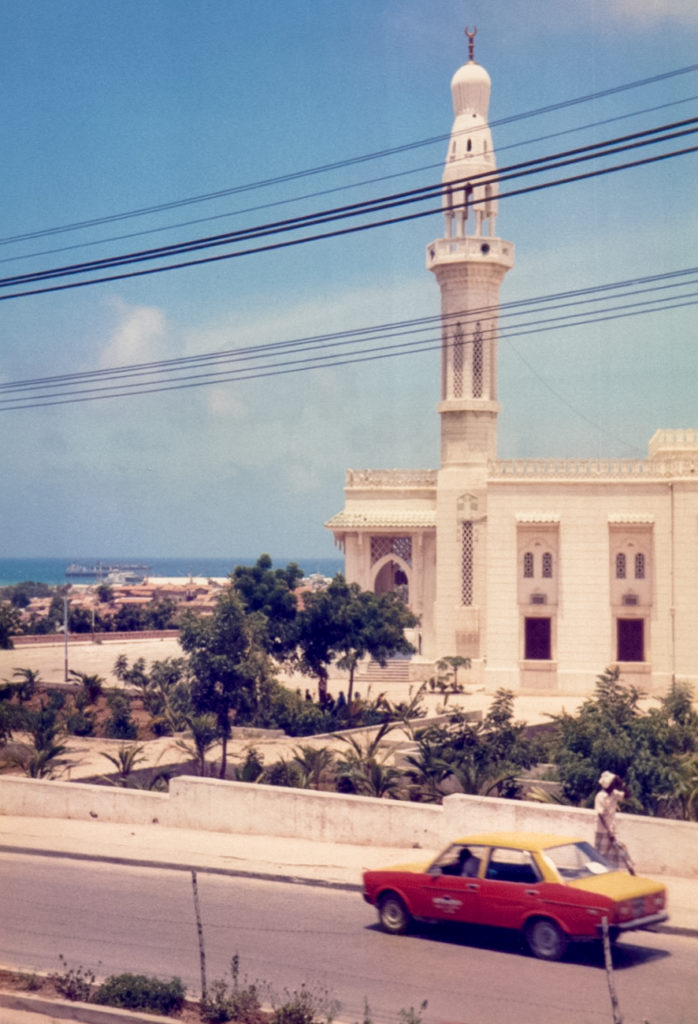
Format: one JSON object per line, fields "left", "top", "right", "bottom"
{"left": 179, "top": 588, "right": 264, "bottom": 778}
{"left": 298, "top": 575, "right": 418, "bottom": 702}
{"left": 96, "top": 583, "right": 115, "bottom": 604}
{"left": 231, "top": 554, "right": 303, "bottom": 659}
{"left": 0, "top": 603, "right": 22, "bottom": 648}
{"left": 404, "top": 690, "right": 537, "bottom": 803}
{"left": 548, "top": 668, "right": 698, "bottom": 815}
{"left": 144, "top": 598, "right": 179, "bottom": 630}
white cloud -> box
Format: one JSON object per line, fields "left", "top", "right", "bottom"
{"left": 98, "top": 297, "right": 169, "bottom": 368}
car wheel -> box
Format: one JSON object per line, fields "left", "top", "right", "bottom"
{"left": 378, "top": 892, "right": 411, "bottom": 935}
{"left": 525, "top": 918, "right": 568, "bottom": 961}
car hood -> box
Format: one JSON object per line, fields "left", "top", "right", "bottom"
{"left": 365, "top": 860, "right": 431, "bottom": 876}
{"left": 568, "top": 872, "right": 665, "bottom": 899}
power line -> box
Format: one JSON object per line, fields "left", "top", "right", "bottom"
{"left": 2, "top": 119, "right": 696, "bottom": 300}
{"left": 2, "top": 267, "right": 695, "bottom": 411}
{"left": 2, "top": 63, "right": 696, "bottom": 249}
{"left": 4, "top": 93, "right": 695, "bottom": 270}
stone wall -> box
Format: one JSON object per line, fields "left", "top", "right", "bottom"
{"left": 1, "top": 775, "right": 695, "bottom": 877}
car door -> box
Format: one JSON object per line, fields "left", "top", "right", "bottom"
{"left": 476, "top": 846, "right": 546, "bottom": 930}
{"left": 412, "top": 844, "right": 486, "bottom": 924}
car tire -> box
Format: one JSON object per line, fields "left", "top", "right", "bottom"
{"left": 525, "top": 918, "right": 568, "bottom": 961}
{"left": 378, "top": 892, "right": 411, "bottom": 935}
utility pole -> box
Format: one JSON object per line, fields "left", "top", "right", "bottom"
{"left": 63, "top": 594, "right": 69, "bottom": 682}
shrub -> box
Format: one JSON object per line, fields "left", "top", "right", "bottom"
{"left": 104, "top": 692, "right": 137, "bottom": 740}
{"left": 49, "top": 955, "right": 95, "bottom": 1002}
{"left": 66, "top": 709, "right": 95, "bottom": 737}
{"left": 92, "top": 973, "right": 185, "bottom": 1015}
{"left": 201, "top": 955, "right": 264, "bottom": 1024}
{"left": 271, "top": 984, "right": 338, "bottom": 1024}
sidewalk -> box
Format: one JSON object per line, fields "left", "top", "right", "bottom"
{"left": 1, "top": 814, "right": 697, "bottom": 934}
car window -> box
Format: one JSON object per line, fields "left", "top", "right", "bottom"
{"left": 428, "top": 844, "right": 487, "bottom": 877}
{"left": 541, "top": 841, "right": 613, "bottom": 880}
{"left": 485, "top": 847, "right": 541, "bottom": 884}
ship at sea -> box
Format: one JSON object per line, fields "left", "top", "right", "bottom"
{"left": 65, "top": 561, "right": 152, "bottom": 582}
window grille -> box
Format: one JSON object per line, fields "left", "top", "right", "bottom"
{"left": 370, "top": 536, "right": 412, "bottom": 567}
{"left": 472, "top": 322, "right": 483, "bottom": 398}
{"left": 523, "top": 552, "right": 534, "bottom": 578}
{"left": 622, "top": 594, "right": 638, "bottom": 606}
{"left": 616, "top": 552, "right": 626, "bottom": 579}
{"left": 635, "top": 552, "right": 645, "bottom": 579}
{"left": 453, "top": 323, "right": 464, "bottom": 398}
{"left": 462, "top": 522, "right": 473, "bottom": 605}
{"left": 542, "top": 552, "right": 553, "bottom": 578}
{"left": 531, "top": 593, "right": 547, "bottom": 605}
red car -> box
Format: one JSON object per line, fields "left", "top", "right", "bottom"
{"left": 362, "top": 831, "right": 668, "bottom": 960}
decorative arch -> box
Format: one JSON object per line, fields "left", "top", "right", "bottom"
{"left": 372, "top": 554, "right": 411, "bottom": 605}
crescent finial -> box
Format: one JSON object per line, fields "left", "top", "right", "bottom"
{"left": 465, "top": 26, "right": 477, "bottom": 61}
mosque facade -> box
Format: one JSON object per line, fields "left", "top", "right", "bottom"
{"left": 325, "top": 38, "right": 698, "bottom": 695}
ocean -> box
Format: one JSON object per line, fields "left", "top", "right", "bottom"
{"left": 0, "top": 555, "right": 345, "bottom": 588}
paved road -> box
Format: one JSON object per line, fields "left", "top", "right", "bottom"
{"left": 1, "top": 852, "right": 694, "bottom": 1024}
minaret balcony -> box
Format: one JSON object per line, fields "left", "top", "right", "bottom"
{"left": 426, "top": 236, "right": 514, "bottom": 271}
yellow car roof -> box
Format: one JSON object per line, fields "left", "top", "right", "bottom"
{"left": 452, "top": 832, "right": 585, "bottom": 850}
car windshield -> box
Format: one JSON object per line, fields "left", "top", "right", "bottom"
{"left": 542, "top": 841, "right": 614, "bottom": 881}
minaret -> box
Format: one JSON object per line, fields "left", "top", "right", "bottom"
{"left": 427, "top": 29, "right": 514, "bottom": 660}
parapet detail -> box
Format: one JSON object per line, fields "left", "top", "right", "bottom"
{"left": 648, "top": 429, "right": 698, "bottom": 460}
{"left": 345, "top": 469, "right": 438, "bottom": 488}
{"left": 490, "top": 456, "right": 698, "bottom": 480}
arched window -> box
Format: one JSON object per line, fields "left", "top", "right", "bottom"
{"left": 616, "top": 552, "right": 627, "bottom": 579}
{"left": 635, "top": 552, "right": 645, "bottom": 579}
{"left": 542, "top": 552, "right": 553, "bottom": 578}
{"left": 523, "top": 552, "right": 534, "bottom": 578}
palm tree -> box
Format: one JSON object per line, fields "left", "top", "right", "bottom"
{"left": 100, "top": 743, "right": 148, "bottom": 786}
{"left": 68, "top": 669, "right": 104, "bottom": 704}
{"left": 336, "top": 721, "right": 400, "bottom": 797}
{"left": 174, "top": 714, "right": 219, "bottom": 776}
{"left": 10, "top": 667, "right": 42, "bottom": 702}
{"left": 1, "top": 740, "right": 72, "bottom": 779}
{"left": 292, "top": 745, "right": 336, "bottom": 790}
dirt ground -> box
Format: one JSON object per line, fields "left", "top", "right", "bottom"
{"left": 1, "top": 635, "right": 185, "bottom": 689}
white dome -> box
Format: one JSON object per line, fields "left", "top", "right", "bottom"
{"left": 450, "top": 61, "right": 491, "bottom": 119}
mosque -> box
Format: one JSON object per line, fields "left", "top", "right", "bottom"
{"left": 325, "top": 32, "right": 698, "bottom": 695}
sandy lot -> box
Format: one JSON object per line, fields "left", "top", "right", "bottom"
{"left": 1, "top": 635, "right": 185, "bottom": 688}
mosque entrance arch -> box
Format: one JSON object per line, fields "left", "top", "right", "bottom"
{"left": 372, "top": 555, "right": 410, "bottom": 605}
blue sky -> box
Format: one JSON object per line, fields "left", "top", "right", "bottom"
{"left": 1, "top": 0, "right": 696, "bottom": 560}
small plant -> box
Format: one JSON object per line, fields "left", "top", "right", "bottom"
{"left": 201, "top": 955, "right": 265, "bottom": 1024}
{"left": 14, "top": 971, "right": 40, "bottom": 991}
{"left": 49, "top": 955, "right": 96, "bottom": 1002}
{"left": 270, "top": 983, "right": 339, "bottom": 1024}
{"left": 398, "top": 1000, "right": 428, "bottom": 1024}
{"left": 92, "top": 972, "right": 186, "bottom": 1015}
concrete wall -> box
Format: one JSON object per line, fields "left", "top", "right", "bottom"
{"left": 1, "top": 775, "right": 695, "bottom": 877}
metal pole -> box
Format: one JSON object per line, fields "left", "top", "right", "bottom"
{"left": 64, "top": 595, "right": 69, "bottom": 682}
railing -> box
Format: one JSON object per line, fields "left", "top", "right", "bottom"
{"left": 489, "top": 457, "right": 698, "bottom": 480}
{"left": 346, "top": 469, "right": 438, "bottom": 488}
